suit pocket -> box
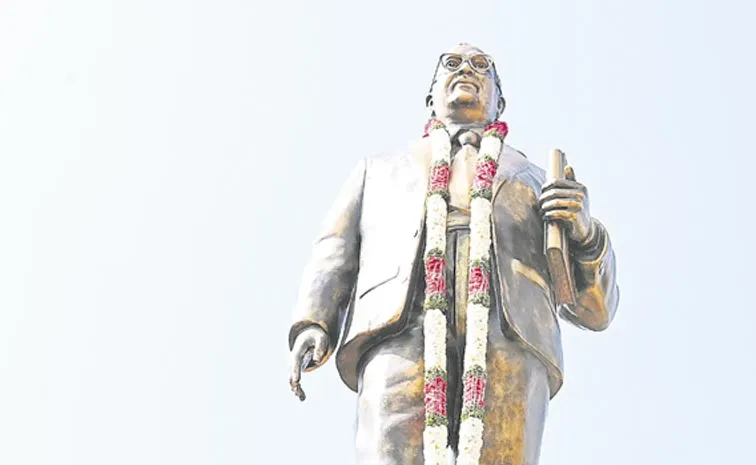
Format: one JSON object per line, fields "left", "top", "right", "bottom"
{"left": 510, "top": 259, "right": 555, "bottom": 315}
{"left": 511, "top": 259, "right": 549, "bottom": 292}
{"left": 357, "top": 265, "right": 400, "bottom": 299}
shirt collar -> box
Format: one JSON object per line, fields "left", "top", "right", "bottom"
{"left": 443, "top": 123, "right": 484, "bottom": 149}
{"left": 447, "top": 123, "right": 485, "bottom": 140}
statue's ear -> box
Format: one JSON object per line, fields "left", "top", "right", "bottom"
{"left": 426, "top": 93, "right": 436, "bottom": 117}
{"left": 497, "top": 96, "right": 506, "bottom": 117}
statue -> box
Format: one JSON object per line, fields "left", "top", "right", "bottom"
{"left": 287, "top": 43, "right": 620, "bottom": 465}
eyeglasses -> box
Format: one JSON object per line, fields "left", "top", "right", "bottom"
{"left": 428, "top": 53, "right": 501, "bottom": 93}
{"left": 439, "top": 53, "right": 494, "bottom": 73}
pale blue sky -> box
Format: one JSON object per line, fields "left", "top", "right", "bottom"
{"left": 0, "top": 1, "right": 754, "bottom": 464}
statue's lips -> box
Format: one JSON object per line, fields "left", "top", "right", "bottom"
{"left": 450, "top": 80, "right": 479, "bottom": 93}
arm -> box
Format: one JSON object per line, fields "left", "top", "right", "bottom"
{"left": 538, "top": 163, "right": 620, "bottom": 332}
{"left": 288, "top": 158, "right": 366, "bottom": 368}
{"left": 559, "top": 220, "right": 620, "bottom": 331}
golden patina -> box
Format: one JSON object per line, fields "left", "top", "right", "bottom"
{"left": 288, "top": 43, "right": 620, "bottom": 465}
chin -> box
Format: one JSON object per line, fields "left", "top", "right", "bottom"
{"left": 447, "top": 99, "right": 484, "bottom": 118}
{"left": 447, "top": 110, "right": 488, "bottom": 125}
{"left": 449, "top": 89, "right": 480, "bottom": 106}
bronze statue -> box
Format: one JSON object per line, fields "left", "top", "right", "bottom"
{"left": 287, "top": 43, "right": 619, "bottom": 465}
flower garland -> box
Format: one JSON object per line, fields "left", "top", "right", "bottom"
{"left": 421, "top": 119, "right": 508, "bottom": 465}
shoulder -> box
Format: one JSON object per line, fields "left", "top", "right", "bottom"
{"left": 365, "top": 148, "right": 409, "bottom": 165}
{"left": 364, "top": 137, "right": 429, "bottom": 172}
{"left": 367, "top": 137, "right": 427, "bottom": 161}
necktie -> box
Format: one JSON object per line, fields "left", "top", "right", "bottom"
{"left": 448, "top": 130, "right": 480, "bottom": 210}
{"left": 457, "top": 130, "right": 481, "bottom": 149}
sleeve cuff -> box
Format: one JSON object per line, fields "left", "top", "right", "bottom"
{"left": 572, "top": 220, "right": 607, "bottom": 263}
{"left": 289, "top": 321, "right": 330, "bottom": 350}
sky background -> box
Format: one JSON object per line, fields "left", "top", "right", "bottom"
{"left": 1, "top": 0, "right": 754, "bottom": 464}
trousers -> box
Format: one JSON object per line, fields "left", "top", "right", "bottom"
{"left": 354, "top": 216, "right": 550, "bottom": 465}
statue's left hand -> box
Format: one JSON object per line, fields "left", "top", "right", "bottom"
{"left": 539, "top": 165, "right": 594, "bottom": 244}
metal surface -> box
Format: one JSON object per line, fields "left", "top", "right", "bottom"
{"left": 287, "top": 43, "right": 620, "bottom": 464}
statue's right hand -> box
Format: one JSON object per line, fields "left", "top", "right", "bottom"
{"left": 289, "top": 326, "right": 328, "bottom": 402}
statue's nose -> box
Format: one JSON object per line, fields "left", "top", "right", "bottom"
{"left": 458, "top": 62, "right": 474, "bottom": 75}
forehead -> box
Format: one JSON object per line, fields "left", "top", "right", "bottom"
{"left": 446, "top": 44, "right": 486, "bottom": 56}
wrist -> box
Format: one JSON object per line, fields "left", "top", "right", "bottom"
{"left": 299, "top": 324, "right": 328, "bottom": 340}
{"left": 289, "top": 321, "right": 329, "bottom": 350}
{"left": 577, "top": 220, "right": 598, "bottom": 248}
{"left": 572, "top": 220, "right": 604, "bottom": 261}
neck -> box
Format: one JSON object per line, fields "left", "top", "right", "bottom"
{"left": 440, "top": 120, "right": 488, "bottom": 137}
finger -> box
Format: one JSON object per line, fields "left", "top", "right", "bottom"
{"left": 543, "top": 210, "right": 578, "bottom": 222}
{"left": 289, "top": 366, "right": 302, "bottom": 398}
{"left": 290, "top": 372, "right": 306, "bottom": 401}
{"left": 538, "top": 188, "right": 585, "bottom": 205}
{"left": 293, "top": 382, "right": 306, "bottom": 402}
{"left": 289, "top": 366, "right": 306, "bottom": 401}
{"left": 313, "top": 335, "right": 327, "bottom": 364}
{"left": 540, "top": 199, "right": 582, "bottom": 212}
{"left": 289, "top": 340, "right": 309, "bottom": 391}
{"left": 541, "top": 178, "right": 584, "bottom": 192}
{"left": 565, "top": 165, "right": 576, "bottom": 181}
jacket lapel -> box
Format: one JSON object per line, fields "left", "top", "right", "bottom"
{"left": 492, "top": 144, "right": 530, "bottom": 201}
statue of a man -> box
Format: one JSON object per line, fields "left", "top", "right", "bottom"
{"left": 288, "top": 43, "right": 619, "bottom": 465}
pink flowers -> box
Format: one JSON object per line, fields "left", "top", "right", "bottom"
{"left": 424, "top": 376, "right": 448, "bottom": 417}
{"left": 463, "top": 372, "right": 486, "bottom": 408}
{"left": 426, "top": 268, "right": 446, "bottom": 295}
{"left": 423, "top": 118, "right": 446, "bottom": 137}
{"left": 483, "top": 121, "right": 509, "bottom": 140}
{"left": 429, "top": 164, "right": 451, "bottom": 192}
{"left": 473, "top": 158, "right": 497, "bottom": 190}
{"left": 468, "top": 265, "right": 489, "bottom": 295}
{"left": 425, "top": 255, "right": 446, "bottom": 296}
{"left": 425, "top": 255, "right": 444, "bottom": 275}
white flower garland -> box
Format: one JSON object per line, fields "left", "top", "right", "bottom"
{"left": 422, "top": 121, "right": 452, "bottom": 465}
{"left": 422, "top": 119, "right": 508, "bottom": 465}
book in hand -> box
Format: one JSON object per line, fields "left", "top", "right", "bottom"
{"left": 544, "top": 149, "right": 577, "bottom": 312}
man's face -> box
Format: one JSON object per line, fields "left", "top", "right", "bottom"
{"left": 428, "top": 44, "right": 501, "bottom": 126}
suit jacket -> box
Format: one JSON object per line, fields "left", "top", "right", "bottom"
{"left": 289, "top": 137, "right": 619, "bottom": 398}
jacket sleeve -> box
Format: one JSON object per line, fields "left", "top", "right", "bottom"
{"left": 559, "top": 220, "right": 620, "bottom": 331}
{"left": 288, "top": 158, "right": 366, "bottom": 368}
